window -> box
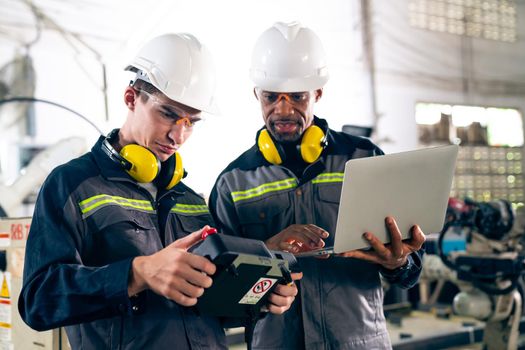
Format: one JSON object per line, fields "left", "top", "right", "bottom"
{"left": 409, "top": 0, "right": 517, "bottom": 42}
{"left": 416, "top": 103, "right": 523, "bottom": 147}
{"left": 416, "top": 102, "right": 524, "bottom": 206}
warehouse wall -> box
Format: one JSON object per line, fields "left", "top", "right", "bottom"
{"left": 1, "top": 0, "right": 524, "bottom": 202}
{"left": 372, "top": 0, "right": 525, "bottom": 152}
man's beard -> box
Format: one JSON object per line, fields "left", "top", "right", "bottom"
{"left": 267, "top": 121, "right": 304, "bottom": 143}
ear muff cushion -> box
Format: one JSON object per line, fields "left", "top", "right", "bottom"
{"left": 258, "top": 129, "right": 283, "bottom": 165}
{"left": 300, "top": 125, "right": 325, "bottom": 163}
{"left": 120, "top": 144, "right": 160, "bottom": 183}
{"left": 154, "top": 155, "right": 174, "bottom": 189}
{"left": 163, "top": 152, "right": 184, "bottom": 190}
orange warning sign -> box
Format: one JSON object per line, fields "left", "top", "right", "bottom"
{"left": 0, "top": 276, "right": 9, "bottom": 298}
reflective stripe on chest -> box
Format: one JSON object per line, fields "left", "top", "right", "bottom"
{"left": 230, "top": 172, "right": 344, "bottom": 203}
{"left": 79, "top": 194, "right": 154, "bottom": 218}
{"left": 311, "top": 172, "right": 344, "bottom": 184}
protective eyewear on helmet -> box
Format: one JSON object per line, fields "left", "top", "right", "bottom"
{"left": 137, "top": 89, "right": 201, "bottom": 127}
{"left": 257, "top": 90, "right": 310, "bottom": 106}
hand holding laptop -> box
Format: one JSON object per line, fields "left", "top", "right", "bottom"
{"left": 337, "top": 216, "right": 426, "bottom": 270}
{"left": 264, "top": 224, "right": 329, "bottom": 254}
{"left": 266, "top": 145, "right": 456, "bottom": 260}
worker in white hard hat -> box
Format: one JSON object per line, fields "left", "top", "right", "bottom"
{"left": 19, "top": 33, "right": 299, "bottom": 350}
{"left": 210, "top": 22, "right": 426, "bottom": 349}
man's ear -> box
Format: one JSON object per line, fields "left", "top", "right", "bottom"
{"left": 253, "top": 87, "right": 259, "bottom": 100}
{"left": 314, "top": 88, "right": 323, "bottom": 102}
{"left": 124, "top": 87, "right": 137, "bottom": 110}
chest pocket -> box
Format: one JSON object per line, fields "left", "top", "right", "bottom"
{"left": 86, "top": 208, "right": 160, "bottom": 264}
{"left": 235, "top": 192, "right": 291, "bottom": 241}
{"left": 171, "top": 202, "right": 215, "bottom": 239}
{"left": 314, "top": 183, "right": 342, "bottom": 245}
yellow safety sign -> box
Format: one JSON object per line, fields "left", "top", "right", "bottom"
{"left": 0, "top": 275, "right": 9, "bottom": 298}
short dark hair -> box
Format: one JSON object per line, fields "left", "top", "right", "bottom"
{"left": 131, "top": 79, "right": 161, "bottom": 103}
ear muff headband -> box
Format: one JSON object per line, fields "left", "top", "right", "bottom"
{"left": 102, "top": 137, "right": 133, "bottom": 170}
{"left": 300, "top": 125, "right": 326, "bottom": 164}
{"left": 120, "top": 144, "right": 160, "bottom": 183}
{"left": 258, "top": 129, "right": 283, "bottom": 165}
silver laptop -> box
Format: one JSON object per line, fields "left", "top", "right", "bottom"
{"left": 296, "top": 145, "right": 458, "bottom": 257}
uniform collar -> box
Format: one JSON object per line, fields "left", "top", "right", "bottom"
{"left": 92, "top": 135, "right": 131, "bottom": 181}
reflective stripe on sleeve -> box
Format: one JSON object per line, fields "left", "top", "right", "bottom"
{"left": 171, "top": 203, "right": 210, "bottom": 215}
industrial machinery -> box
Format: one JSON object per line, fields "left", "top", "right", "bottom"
{"left": 0, "top": 94, "right": 101, "bottom": 217}
{"left": 422, "top": 197, "right": 524, "bottom": 350}
{"left": 0, "top": 137, "right": 86, "bottom": 217}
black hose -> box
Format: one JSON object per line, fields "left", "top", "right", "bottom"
{"left": 0, "top": 97, "right": 104, "bottom": 135}
{"left": 438, "top": 221, "right": 459, "bottom": 270}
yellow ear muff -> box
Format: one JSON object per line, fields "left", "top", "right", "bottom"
{"left": 300, "top": 125, "right": 325, "bottom": 163}
{"left": 164, "top": 152, "right": 184, "bottom": 190}
{"left": 258, "top": 129, "right": 283, "bottom": 165}
{"left": 119, "top": 144, "right": 160, "bottom": 183}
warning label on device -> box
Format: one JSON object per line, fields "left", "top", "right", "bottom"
{"left": 238, "top": 278, "right": 278, "bottom": 305}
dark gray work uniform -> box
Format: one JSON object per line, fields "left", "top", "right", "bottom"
{"left": 210, "top": 117, "right": 423, "bottom": 350}
{"left": 19, "top": 135, "right": 228, "bottom": 350}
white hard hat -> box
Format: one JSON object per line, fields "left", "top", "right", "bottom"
{"left": 126, "top": 33, "right": 219, "bottom": 114}
{"left": 249, "top": 21, "right": 329, "bottom": 92}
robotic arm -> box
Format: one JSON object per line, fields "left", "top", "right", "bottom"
{"left": 0, "top": 137, "right": 86, "bottom": 217}
{"left": 426, "top": 198, "right": 524, "bottom": 350}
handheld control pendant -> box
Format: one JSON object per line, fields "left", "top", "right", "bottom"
{"left": 190, "top": 228, "right": 298, "bottom": 318}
